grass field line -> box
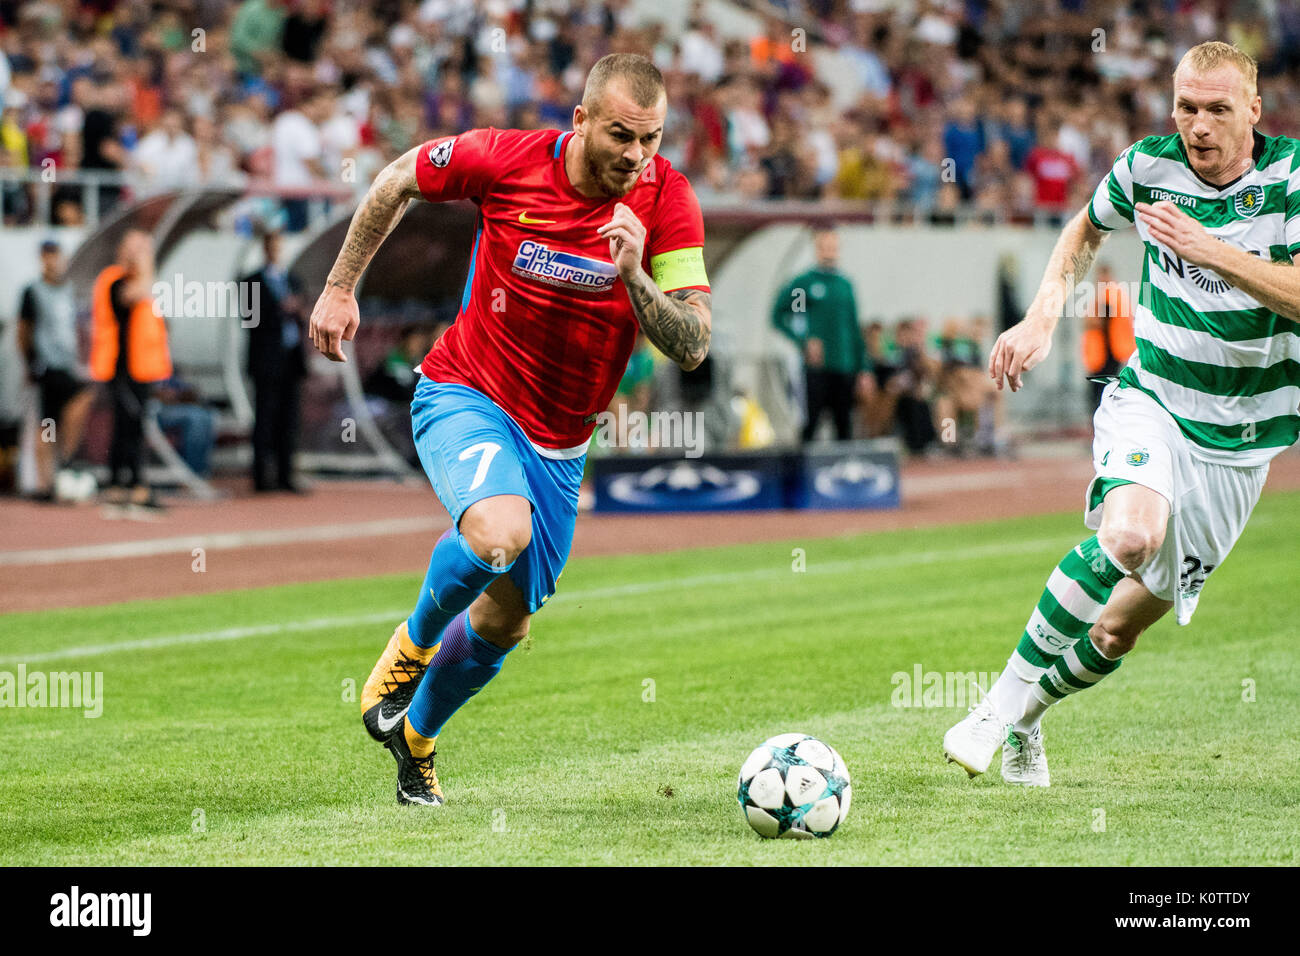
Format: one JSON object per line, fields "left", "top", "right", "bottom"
{"left": 0, "top": 516, "right": 443, "bottom": 567}
{"left": 0, "top": 532, "right": 1077, "bottom": 665}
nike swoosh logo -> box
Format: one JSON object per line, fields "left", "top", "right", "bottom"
{"left": 376, "top": 702, "right": 407, "bottom": 734}
{"left": 518, "top": 211, "right": 557, "bottom": 224}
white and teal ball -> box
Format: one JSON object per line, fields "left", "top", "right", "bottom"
{"left": 737, "top": 733, "right": 851, "bottom": 839}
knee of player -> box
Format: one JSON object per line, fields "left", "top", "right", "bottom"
{"left": 460, "top": 517, "right": 531, "bottom": 567}
{"left": 476, "top": 613, "right": 531, "bottom": 650}
{"left": 1089, "top": 621, "right": 1139, "bottom": 658}
{"left": 1098, "top": 524, "right": 1164, "bottom": 571}
{"left": 502, "top": 618, "right": 531, "bottom": 648}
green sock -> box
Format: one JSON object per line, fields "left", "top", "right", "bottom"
{"left": 1008, "top": 535, "right": 1127, "bottom": 683}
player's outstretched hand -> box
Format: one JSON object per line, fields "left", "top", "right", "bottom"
{"left": 988, "top": 316, "right": 1053, "bottom": 392}
{"left": 597, "top": 203, "right": 646, "bottom": 278}
{"left": 309, "top": 284, "right": 360, "bottom": 362}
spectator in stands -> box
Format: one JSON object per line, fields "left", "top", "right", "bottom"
{"left": 1025, "top": 123, "right": 1081, "bottom": 216}
{"left": 131, "top": 109, "right": 198, "bottom": 196}
{"left": 0, "top": 140, "right": 30, "bottom": 225}
{"left": 861, "top": 319, "right": 900, "bottom": 439}
{"left": 831, "top": 117, "right": 896, "bottom": 200}
{"left": 89, "top": 228, "right": 171, "bottom": 512}
{"left": 363, "top": 325, "right": 428, "bottom": 406}
{"left": 942, "top": 96, "right": 982, "bottom": 200}
{"left": 363, "top": 323, "right": 435, "bottom": 468}
{"left": 272, "top": 87, "right": 331, "bottom": 232}
{"left": 998, "top": 97, "right": 1036, "bottom": 170}
{"left": 244, "top": 227, "right": 307, "bottom": 493}
{"left": 934, "top": 316, "right": 1003, "bottom": 456}
{"left": 154, "top": 375, "right": 217, "bottom": 478}
{"left": 884, "top": 317, "right": 939, "bottom": 454}
{"left": 193, "top": 114, "right": 246, "bottom": 188}
{"left": 1082, "top": 263, "right": 1136, "bottom": 410}
{"left": 18, "top": 240, "right": 93, "bottom": 501}
{"left": 679, "top": 15, "right": 725, "bottom": 85}
{"left": 724, "top": 76, "right": 770, "bottom": 166}
{"left": 904, "top": 135, "right": 946, "bottom": 213}
{"left": 231, "top": 0, "right": 288, "bottom": 78}
{"left": 7, "top": 0, "right": 1286, "bottom": 220}
{"left": 772, "top": 224, "right": 873, "bottom": 443}
{"left": 79, "top": 79, "right": 128, "bottom": 213}
{"left": 282, "top": 0, "right": 330, "bottom": 64}
{"left": 842, "top": 12, "right": 893, "bottom": 101}
{"left": 1, "top": 93, "right": 28, "bottom": 167}
{"left": 799, "top": 81, "right": 841, "bottom": 192}
{"left": 761, "top": 113, "right": 817, "bottom": 199}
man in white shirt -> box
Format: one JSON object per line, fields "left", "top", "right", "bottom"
{"left": 131, "top": 110, "right": 199, "bottom": 195}
{"left": 271, "top": 89, "right": 329, "bottom": 231}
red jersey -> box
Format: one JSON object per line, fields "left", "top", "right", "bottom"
{"left": 414, "top": 127, "right": 709, "bottom": 451}
{"left": 1025, "top": 146, "right": 1079, "bottom": 210}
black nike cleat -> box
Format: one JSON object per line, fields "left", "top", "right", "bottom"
{"left": 384, "top": 718, "right": 444, "bottom": 806}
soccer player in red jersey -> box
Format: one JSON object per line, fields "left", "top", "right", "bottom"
{"left": 308, "top": 54, "right": 712, "bottom": 805}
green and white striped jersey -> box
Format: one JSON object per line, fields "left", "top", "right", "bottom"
{"left": 1088, "top": 130, "right": 1300, "bottom": 465}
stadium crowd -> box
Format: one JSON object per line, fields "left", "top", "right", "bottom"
{"left": 0, "top": 0, "right": 1271, "bottom": 491}
{"left": 5, "top": 0, "right": 1300, "bottom": 226}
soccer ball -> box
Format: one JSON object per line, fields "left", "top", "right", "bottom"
{"left": 53, "top": 468, "right": 97, "bottom": 503}
{"left": 737, "top": 733, "right": 851, "bottom": 839}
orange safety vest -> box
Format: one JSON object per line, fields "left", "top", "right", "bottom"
{"left": 89, "top": 265, "right": 172, "bottom": 382}
{"left": 1082, "top": 282, "right": 1136, "bottom": 375}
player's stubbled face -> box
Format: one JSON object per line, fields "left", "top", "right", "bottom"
{"left": 1172, "top": 65, "right": 1260, "bottom": 184}
{"left": 583, "top": 86, "right": 666, "bottom": 198}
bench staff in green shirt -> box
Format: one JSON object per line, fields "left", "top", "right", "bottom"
{"left": 771, "top": 224, "right": 874, "bottom": 442}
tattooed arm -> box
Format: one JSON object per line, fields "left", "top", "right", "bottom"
{"left": 598, "top": 202, "right": 712, "bottom": 371}
{"left": 309, "top": 145, "right": 424, "bottom": 361}
{"left": 622, "top": 271, "right": 712, "bottom": 371}
{"left": 1028, "top": 205, "right": 1108, "bottom": 325}
{"left": 988, "top": 205, "right": 1109, "bottom": 392}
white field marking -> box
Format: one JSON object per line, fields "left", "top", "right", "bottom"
{"left": 1, "top": 533, "right": 1079, "bottom": 665}
{"left": 1, "top": 611, "right": 403, "bottom": 665}
{"left": 0, "top": 517, "right": 443, "bottom": 567}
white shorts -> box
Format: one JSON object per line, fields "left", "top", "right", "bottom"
{"left": 1085, "top": 381, "right": 1269, "bottom": 625}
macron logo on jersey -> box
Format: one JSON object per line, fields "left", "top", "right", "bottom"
{"left": 512, "top": 240, "right": 618, "bottom": 294}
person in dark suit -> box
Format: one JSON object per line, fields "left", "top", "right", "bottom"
{"left": 245, "top": 228, "right": 308, "bottom": 492}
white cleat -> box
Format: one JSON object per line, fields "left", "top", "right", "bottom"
{"left": 943, "top": 696, "right": 1012, "bottom": 778}
{"left": 1002, "top": 727, "right": 1050, "bottom": 787}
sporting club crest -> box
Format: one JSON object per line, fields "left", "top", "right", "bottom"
{"left": 1233, "top": 184, "right": 1264, "bottom": 218}
{"left": 1125, "top": 448, "right": 1150, "bottom": 466}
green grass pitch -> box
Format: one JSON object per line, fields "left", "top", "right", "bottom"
{"left": 3, "top": 492, "right": 1297, "bottom": 866}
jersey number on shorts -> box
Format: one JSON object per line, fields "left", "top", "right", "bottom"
{"left": 460, "top": 442, "right": 502, "bottom": 492}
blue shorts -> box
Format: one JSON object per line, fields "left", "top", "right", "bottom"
{"left": 411, "top": 377, "right": 585, "bottom": 614}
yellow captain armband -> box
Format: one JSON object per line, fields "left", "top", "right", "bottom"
{"left": 650, "top": 246, "right": 709, "bottom": 292}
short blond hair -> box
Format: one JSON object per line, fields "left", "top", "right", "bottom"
{"left": 1175, "top": 41, "right": 1258, "bottom": 95}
